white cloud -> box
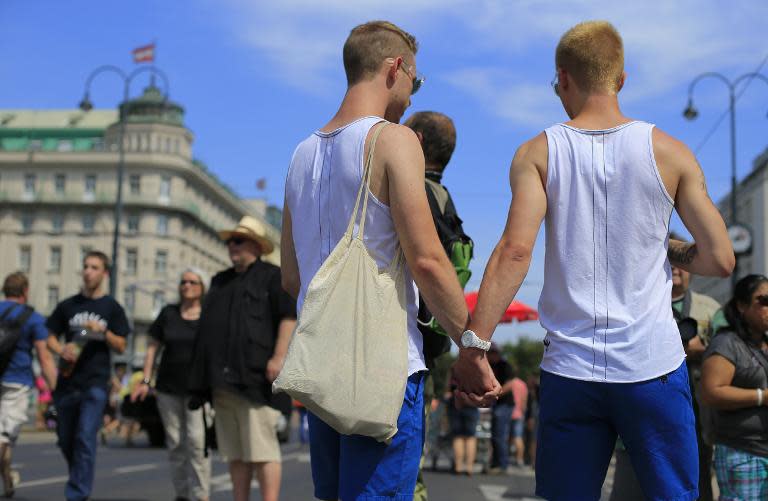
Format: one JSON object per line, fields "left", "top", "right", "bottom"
{"left": 209, "top": 0, "right": 768, "bottom": 123}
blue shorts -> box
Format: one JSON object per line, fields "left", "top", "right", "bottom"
{"left": 536, "top": 362, "right": 698, "bottom": 501}
{"left": 308, "top": 372, "right": 425, "bottom": 501}
{"left": 449, "top": 406, "right": 480, "bottom": 437}
{"left": 511, "top": 418, "right": 525, "bottom": 439}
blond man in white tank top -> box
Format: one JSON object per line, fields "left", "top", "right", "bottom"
{"left": 465, "top": 21, "right": 734, "bottom": 501}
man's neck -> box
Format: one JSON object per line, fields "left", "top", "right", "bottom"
{"left": 234, "top": 257, "right": 258, "bottom": 274}
{"left": 4, "top": 296, "right": 24, "bottom": 304}
{"left": 321, "top": 83, "right": 389, "bottom": 132}
{"left": 81, "top": 286, "right": 105, "bottom": 299}
{"left": 567, "top": 94, "right": 630, "bottom": 130}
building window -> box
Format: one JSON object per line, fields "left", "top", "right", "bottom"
{"left": 159, "top": 176, "right": 171, "bottom": 202}
{"left": 84, "top": 174, "right": 97, "bottom": 201}
{"left": 57, "top": 140, "right": 73, "bottom": 152}
{"left": 29, "top": 139, "right": 42, "bottom": 151}
{"left": 19, "top": 246, "right": 31, "bottom": 273}
{"left": 49, "top": 246, "right": 62, "bottom": 273}
{"left": 152, "top": 291, "right": 165, "bottom": 317}
{"left": 127, "top": 214, "right": 140, "bottom": 235}
{"left": 47, "top": 286, "right": 59, "bottom": 309}
{"left": 51, "top": 214, "right": 64, "bottom": 234}
{"left": 126, "top": 248, "right": 138, "bottom": 276}
{"left": 129, "top": 174, "right": 141, "bottom": 195}
{"left": 156, "top": 214, "right": 168, "bottom": 236}
{"left": 23, "top": 174, "right": 36, "bottom": 199}
{"left": 155, "top": 250, "right": 167, "bottom": 275}
{"left": 174, "top": 139, "right": 180, "bottom": 154}
{"left": 123, "top": 287, "right": 135, "bottom": 315}
{"left": 21, "top": 213, "right": 34, "bottom": 233}
{"left": 55, "top": 174, "right": 66, "bottom": 195}
{"left": 82, "top": 214, "right": 95, "bottom": 234}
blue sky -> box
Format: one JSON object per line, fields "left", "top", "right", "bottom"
{"left": 2, "top": 1, "right": 767, "bottom": 343}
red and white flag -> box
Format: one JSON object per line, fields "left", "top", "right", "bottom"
{"left": 132, "top": 43, "right": 155, "bottom": 63}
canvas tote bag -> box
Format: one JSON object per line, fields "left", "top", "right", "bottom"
{"left": 273, "top": 122, "right": 409, "bottom": 443}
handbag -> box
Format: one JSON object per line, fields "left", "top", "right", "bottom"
{"left": 273, "top": 122, "right": 409, "bottom": 443}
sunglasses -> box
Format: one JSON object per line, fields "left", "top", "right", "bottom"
{"left": 755, "top": 295, "right": 768, "bottom": 306}
{"left": 398, "top": 60, "right": 425, "bottom": 95}
{"left": 551, "top": 72, "right": 560, "bottom": 97}
{"left": 226, "top": 237, "right": 245, "bottom": 246}
{"left": 179, "top": 280, "right": 201, "bottom": 286}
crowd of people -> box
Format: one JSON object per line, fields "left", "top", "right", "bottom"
{"left": 0, "top": 16, "right": 766, "bottom": 501}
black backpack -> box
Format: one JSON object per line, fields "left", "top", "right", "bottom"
{"left": 418, "top": 175, "right": 474, "bottom": 367}
{"left": 0, "top": 303, "right": 34, "bottom": 377}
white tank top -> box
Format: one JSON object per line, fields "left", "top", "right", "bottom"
{"left": 285, "top": 116, "right": 426, "bottom": 375}
{"left": 539, "top": 121, "right": 685, "bottom": 383}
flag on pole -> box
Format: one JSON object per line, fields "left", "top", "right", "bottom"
{"left": 132, "top": 43, "right": 155, "bottom": 63}
{"left": 256, "top": 178, "right": 267, "bottom": 191}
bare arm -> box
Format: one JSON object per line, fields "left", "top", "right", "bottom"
{"left": 700, "top": 354, "right": 765, "bottom": 410}
{"left": 35, "top": 339, "right": 57, "bottom": 391}
{"left": 382, "top": 125, "right": 499, "bottom": 404}
{"left": 132, "top": 340, "right": 159, "bottom": 401}
{"left": 280, "top": 204, "right": 301, "bottom": 299}
{"left": 653, "top": 128, "right": 734, "bottom": 276}
{"left": 382, "top": 126, "right": 469, "bottom": 343}
{"left": 105, "top": 330, "right": 126, "bottom": 354}
{"left": 468, "top": 134, "right": 548, "bottom": 340}
{"left": 266, "top": 318, "right": 296, "bottom": 382}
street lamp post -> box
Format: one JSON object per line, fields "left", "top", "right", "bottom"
{"left": 683, "top": 71, "right": 768, "bottom": 293}
{"left": 79, "top": 66, "right": 170, "bottom": 298}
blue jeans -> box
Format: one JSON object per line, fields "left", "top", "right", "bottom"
{"left": 308, "top": 372, "right": 425, "bottom": 501}
{"left": 54, "top": 385, "right": 108, "bottom": 501}
{"left": 536, "top": 363, "right": 698, "bottom": 501}
{"left": 491, "top": 403, "right": 514, "bottom": 469}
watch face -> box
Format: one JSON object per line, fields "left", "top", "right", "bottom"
{"left": 728, "top": 224, "right": 752, "bottom": 254}
{"left": 461, "top": 331, "right": 472, "bottom": 347}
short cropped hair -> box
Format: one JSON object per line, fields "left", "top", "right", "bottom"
{"left": 84, "top": 250, "right": 111, "bottom": 273}
{"left": 2, "top": 272, "right": 28, "bottom": 298}
{"left": 343, "top": 21, "right": 418, "bottom": 86}
{"left": 556, "top": 21, "right": 624, "bottom": 93}
{"left": 405, "top": 111, "right": 457, "bottom": 172}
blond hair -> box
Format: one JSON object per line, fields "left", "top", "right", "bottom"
{"left": 556, "top": 21, "right": 624, "bottom": 93}
{"left": 343, "top": 20, "right": 418, "bottom": 86}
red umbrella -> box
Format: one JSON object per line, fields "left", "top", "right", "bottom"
{"left": 465, "top": 291, "right": 539, "bottom": 323}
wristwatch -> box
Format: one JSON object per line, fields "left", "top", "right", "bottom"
{"left": 141, "top": 377, "right": 151, "bottom": 386}
{"left": 461, "top": 330, "right": 491, "bottom": 351}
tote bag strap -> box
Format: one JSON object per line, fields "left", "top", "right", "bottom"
{"left": 345, "top": 121, "right": 389, "bottom": 241}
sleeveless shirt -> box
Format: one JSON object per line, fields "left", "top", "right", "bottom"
{"left": 285, "top": 116, "right": 426, "bottom": 375}
{"left": 539, "top": 121, "right": 685, "bottom": 382}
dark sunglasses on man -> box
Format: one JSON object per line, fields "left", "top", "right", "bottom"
{"left": 226, "top": 237, "right": 245, "bottom": 246}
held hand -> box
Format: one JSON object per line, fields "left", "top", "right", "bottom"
{"left": 60, "top": 343, "right": 79, "bottom": 363}
{"left": 131, "top": 383, "right": 150, "bottom": 402}
{"left": 452, "top": 349, "right": 501, "bottom": 407}
{"left": 266, "top": 356, "right": 285, "bottom": 383}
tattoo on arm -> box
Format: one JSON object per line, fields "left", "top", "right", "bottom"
{"left": 695, "top": 160, "right": 711, "bottom": 199}
{"left": 668, "top": 241, "right": 698, "bottom": 265}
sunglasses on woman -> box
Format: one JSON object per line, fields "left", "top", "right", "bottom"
{"left": 755, "top": 295, "right": 768, "bottom": 306}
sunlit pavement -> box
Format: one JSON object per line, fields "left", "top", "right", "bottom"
{"left": 11, "top": 431, "right": 618, "bottom": 500}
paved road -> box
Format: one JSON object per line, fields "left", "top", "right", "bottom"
{"left": 10, "top": 431, "right": 615, "bottom": 500}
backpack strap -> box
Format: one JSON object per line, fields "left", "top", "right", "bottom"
{"left": 13, "top": 306, "right": 35, "bottom": 329}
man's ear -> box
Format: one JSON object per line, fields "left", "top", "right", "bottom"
{"left": 415, "top": 131, "right": 424, "bottom": 145}
{"left": 616, "top": 71, "right": 627, "bottom": 93}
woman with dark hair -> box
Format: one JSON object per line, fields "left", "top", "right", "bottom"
{"left": 701, "top": 274, "right": 768, "bottom": 500}
{"left": 131, "top": 267, "right": 211, "bottom": 501}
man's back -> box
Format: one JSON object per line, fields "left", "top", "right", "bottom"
{"left": 539, "top": 121, "right": 683, "bottom": 382}
{"left": 0, "top": 300, "right": 45, "bottom": 386}
{"left": 285, "top": 116, "right": 425, "bottom": 375}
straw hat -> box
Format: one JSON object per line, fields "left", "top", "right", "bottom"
{"left": 218, "top": 216, "right": 274, "bottom": 255}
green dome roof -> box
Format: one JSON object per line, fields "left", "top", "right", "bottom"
{"left": 119, "top": 82, "right": 184, "bottom": 126}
